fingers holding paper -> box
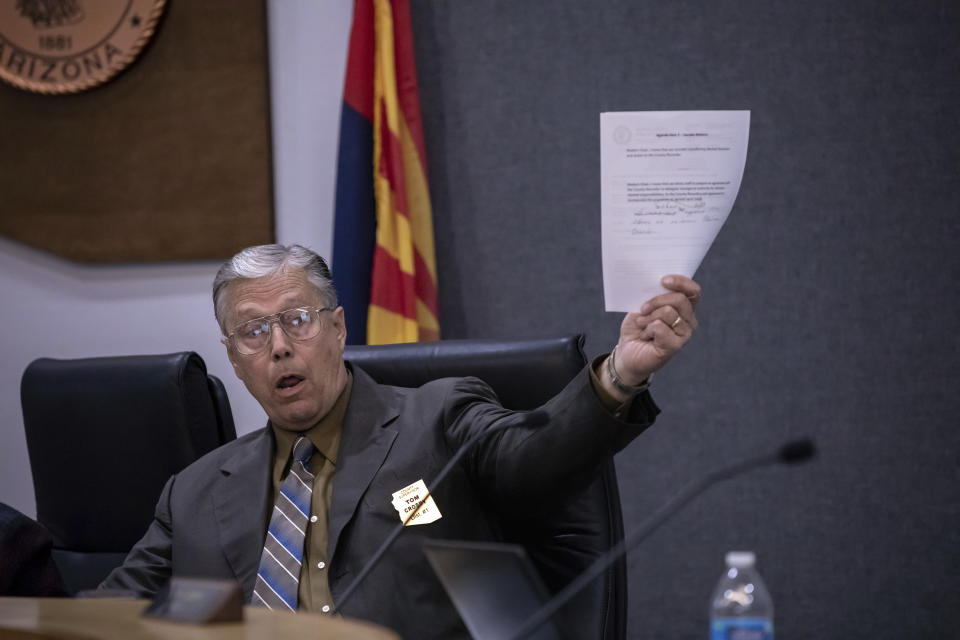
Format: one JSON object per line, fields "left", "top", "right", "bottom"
{"left": 608, "top": 275, "right": 701, "bottom": 389}
{"left": 637, "top": 275, "right": 700, "bottom": 334}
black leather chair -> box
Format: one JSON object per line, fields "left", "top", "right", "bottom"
{"left": 345, "top": 335, "right": 626, "bottom": 640}
{"left": 20, "top": 352, "right": 237, "bottom": 595}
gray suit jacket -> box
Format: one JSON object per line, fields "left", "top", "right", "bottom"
{"left": 101, "top": 363, "right": 656, "bottom": 638}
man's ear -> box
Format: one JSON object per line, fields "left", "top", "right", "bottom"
{"left": 332, "top": 306, "right": 347, "bottom": 351}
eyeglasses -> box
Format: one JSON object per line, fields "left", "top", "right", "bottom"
{"left": 226, "top": 307, "right": 332, "bottom": 356}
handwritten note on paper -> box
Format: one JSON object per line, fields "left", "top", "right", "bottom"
{"left": 601, "top": 111, "right": 750, "bottom": 311}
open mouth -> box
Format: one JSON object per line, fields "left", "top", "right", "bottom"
{"left": 276, "top": 375, "right": 305, "bottom": 391}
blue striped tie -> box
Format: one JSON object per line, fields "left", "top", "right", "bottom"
{"left": 252, "top": 436, "right": 315, "bottom": 610}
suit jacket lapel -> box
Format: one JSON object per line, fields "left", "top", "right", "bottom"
{"left": 211, "top": 429, "right": 273, "bottom": 600}
{"left": 328, "top": 365, "right": 399, "bottom": 563}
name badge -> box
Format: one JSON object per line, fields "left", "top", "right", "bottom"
{"left": 391, "top": 478, "right": 442, "bottom": 526}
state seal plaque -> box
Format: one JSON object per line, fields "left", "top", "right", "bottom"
{"left": 0, "top": 0, "right": 166, "bottom": 94}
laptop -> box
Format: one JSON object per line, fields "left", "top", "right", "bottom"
{"left": 423, "top": 539, "right": 565, "bottom": 640}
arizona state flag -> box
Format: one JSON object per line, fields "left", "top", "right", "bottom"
{"left": 333, "top": 0, "right": 440, "bottom": 345}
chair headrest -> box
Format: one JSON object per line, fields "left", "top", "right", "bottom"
{"left": 20, "top": 352, "right": 221, "bottom": 551}
{"left": 344, "top": 335, "right": 587, "bottom": 410}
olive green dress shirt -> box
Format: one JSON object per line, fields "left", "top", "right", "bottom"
{"left": 270, "top": 372, "right": 351, "bottom": 614}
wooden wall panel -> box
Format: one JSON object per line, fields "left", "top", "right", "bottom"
{"left": 0, "top": 0, "right": 274, "bottom": 262}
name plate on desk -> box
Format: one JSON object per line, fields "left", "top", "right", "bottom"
{"left": 142, "top": 578, "right": 243, "bottom": 624}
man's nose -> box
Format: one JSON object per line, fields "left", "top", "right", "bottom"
{"left": 269, "top": 321, "right": 293, "bottom": 360}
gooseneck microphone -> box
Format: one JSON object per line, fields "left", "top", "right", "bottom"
{"left": 332, "top": 408, "right": 550, "bottom": 614}
{"left": 504, "top": 438, "right": 817, "bottom": 640}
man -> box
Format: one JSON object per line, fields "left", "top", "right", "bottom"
{"left": 0, "top": 503, "right": 68, "bottom": 597}
{"left": 101, "top": 244, "right": 700, "bottom": 638}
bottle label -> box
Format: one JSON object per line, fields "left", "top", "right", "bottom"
{"left": 710, "top": 617, "right": 773, "bottom": 640}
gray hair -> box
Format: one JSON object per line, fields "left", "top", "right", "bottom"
{"left": 212, "top": 244, "right": 338, "bottom": 334}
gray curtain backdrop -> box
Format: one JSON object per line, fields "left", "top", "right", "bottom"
{"left": 410, "top": 1, "right": 959, "bottom": 638}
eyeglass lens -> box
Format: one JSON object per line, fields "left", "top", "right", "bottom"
{"left": 234, "top": 308, "right": 324, "bottom": 354}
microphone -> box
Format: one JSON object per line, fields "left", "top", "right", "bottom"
{"left": 332, "top": 408, "right": 550, "bottom": 614}
{"left": 778, "top": 438, "right": 815, "bottom": 463}
{"left": 505, "top": 438, "right": 817, "bottom": 640}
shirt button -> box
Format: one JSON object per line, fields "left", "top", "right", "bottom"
{"left": 317, "top": 561, "right": 326, "bottom": 569}
{"left": 310, "top": 515, "right": 318, "bottom": 523}
{"left": 321, "top": 605, "right": 330, "bottom": 613}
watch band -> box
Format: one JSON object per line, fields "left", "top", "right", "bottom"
{"left": 605, "top": 345, "right": 652, "bottom": 396}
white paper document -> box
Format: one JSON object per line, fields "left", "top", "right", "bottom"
{"left": 601, "top": 110, "right": 750, "bottom": 311}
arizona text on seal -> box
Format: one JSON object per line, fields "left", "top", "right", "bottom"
{"left": 0, "top": 0, "right": 166, "bottom": 94}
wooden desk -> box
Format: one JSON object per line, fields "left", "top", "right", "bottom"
{"left": 0, "top": 598, "right": 399, "bottom": 640}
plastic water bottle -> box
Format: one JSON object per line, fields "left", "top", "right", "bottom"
{"left": 709, "top": 551, "right": 774, "bottom": 640}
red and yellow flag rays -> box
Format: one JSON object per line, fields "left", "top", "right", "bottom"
{"left": 368, "top": 0, "right": 439, "bottom": 344}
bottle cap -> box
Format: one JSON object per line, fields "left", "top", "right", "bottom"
{"left": 725, "top": 551, "right": 756, "bottom": 568}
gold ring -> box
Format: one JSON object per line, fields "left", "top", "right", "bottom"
{"left": 671, "top": 315, "right": 682, "bottom": 329}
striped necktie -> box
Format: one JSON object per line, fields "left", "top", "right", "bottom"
{"left": 252, "top": 436, "right": 315, "bottom": 611}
